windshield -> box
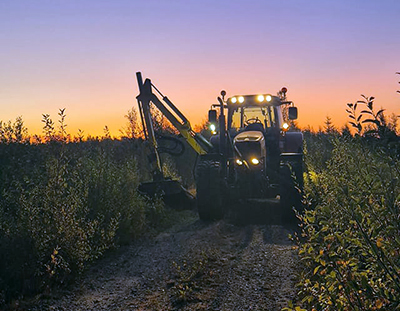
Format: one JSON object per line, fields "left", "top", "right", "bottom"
{"left": 230, "top": 106, "right": 276, "bottom": 130}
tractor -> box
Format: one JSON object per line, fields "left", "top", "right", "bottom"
{"left": 136, "top": 72, "right": 303, "bottom": 222}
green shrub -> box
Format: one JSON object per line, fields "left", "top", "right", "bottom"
{"left": 295, "top": 136, "right": 400, "bottom": 310}
{"left": 0, "top": 137, "right": 169, "bottom": 304}
{"left": 0, "top": 109, "right": 196, "bottom": 305}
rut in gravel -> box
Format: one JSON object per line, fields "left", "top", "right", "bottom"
{"left": 33, "top": 211, "right": 299, "bottom": 311}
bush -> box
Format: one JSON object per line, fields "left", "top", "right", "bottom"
{"left": 294, "top": 133, "right": 400, "bottom": 310}
{"left": 0, "top": 137, "right": 167, "bottom": 304}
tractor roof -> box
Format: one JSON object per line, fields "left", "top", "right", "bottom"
{"left": 226, "top": 94, "right": 282, "bottom": 108}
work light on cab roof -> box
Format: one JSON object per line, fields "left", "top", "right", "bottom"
{"left": 256, "top": 94, "right": 272, "bottom": 102}
{"left": 229, "top": 94, "right": 274, "bottom": 105}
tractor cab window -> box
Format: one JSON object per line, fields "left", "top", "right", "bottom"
{"left": 231, "top": 106, "right": 276, "bottom": 130}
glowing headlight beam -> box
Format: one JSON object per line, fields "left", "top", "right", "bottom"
{"left": 231, "top": 97, "right": 237, "bottom": 104}
{"left": 266, "top": 95, "right": 272, "bottom": 102}
{"left": 251, "top": 158, "right": 260, "bottom": 165}
{"left": 257, "top": 95, "right": 264, "bottom": 102}
{"left": 238, "top": 96, "right": 245, "bottom": 103}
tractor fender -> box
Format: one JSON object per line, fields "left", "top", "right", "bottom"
{"left": 210, "top": 135, "right": 220, "bottom": 152}
{"left": 283, "top": 132, "right": 303, "bottom": 153}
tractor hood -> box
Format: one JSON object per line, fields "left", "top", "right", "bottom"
{"left": 234, "top": 131, "right": 264, "bottom": 143}
{"left": 233, "top": 131, "right": 266, "bottom": 161}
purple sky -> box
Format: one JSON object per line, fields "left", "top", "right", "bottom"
{"left": 1, "top": 0, "right": 399, "bottom": 135}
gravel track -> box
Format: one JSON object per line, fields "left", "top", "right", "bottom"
{"left": 29, "top": 211, "right": 298, "bottom": 311}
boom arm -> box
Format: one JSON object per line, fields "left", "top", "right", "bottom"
{"left": 136, "top": 72, "right": 213, "bottom": 165}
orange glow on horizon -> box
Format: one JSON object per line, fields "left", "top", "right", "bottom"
{"left": 1, "top": 2, "right": 399, "bottom": 138}
{"left": 15, "top": 81, "right": 399, "bottom": 139}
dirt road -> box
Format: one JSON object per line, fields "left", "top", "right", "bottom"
{"left": 31, "top": 211, "right": 298, "bottom": 310}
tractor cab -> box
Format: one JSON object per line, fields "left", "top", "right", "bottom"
{"left": 227, "top": 94, "right": 284, "bottom": 135}
{"left": 223, "top": 95, "right": 282, "bottom": 172}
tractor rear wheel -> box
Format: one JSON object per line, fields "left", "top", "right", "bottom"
{"left": 280, "top": 162, "right": 303, "bottom": 222}
{"left": 195, "top": 160, "right": 224, "bottom": 221}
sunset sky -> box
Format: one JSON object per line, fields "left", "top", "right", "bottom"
{"left": 1, "top": 0, "right": 399, "bottom": 137}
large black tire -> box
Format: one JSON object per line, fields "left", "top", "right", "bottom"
{"left": 195, "top": 160, "right": 224, "bottom": 221}
{"left": 280, "top": 162, "right": 303, "bottom": 222}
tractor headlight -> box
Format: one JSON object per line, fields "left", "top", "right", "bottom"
{"left": 251, "top": 158, "right": 260, "bottom": 165}
{"left": 231, "top": 97, "right": 237, "bottom": 104}
{"left": 210, "top": 123, "right": 216, "bottom": 132}
{"left": 257, "top": 95, "right": 264, "bottom": 102}
{"left": 265, "top": 95, "right": 272, "bottom": 102}
{"left": 236, "top": 159, "right": 243, "bottom": 166}
{"left": 282, "top": 122, "right": 289, "bottom": 130}
{"left": 238, "top": 96, "right": 245, "bottom": 103}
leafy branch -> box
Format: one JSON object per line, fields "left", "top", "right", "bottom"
{"left": 346, "top": 95, "right": 391, "bottom": 138}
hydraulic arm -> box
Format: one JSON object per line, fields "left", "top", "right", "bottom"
{"left": 135, "top": 72, "right": 213, "bottom": 203}
{"left": 136, "top": 72, "right": 213, "bottom": 163}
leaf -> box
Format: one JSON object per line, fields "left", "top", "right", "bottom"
{"left": 375, "top": 299, "right": 384, "bottom": 309}
{"left": 362, "top": 119, "right": 380, "bottom": 125}
{"left": 361, "top": 275, "right": 368, "bottom": 288}
{"left": 313, "top": 266, "right": 320, "bottom": 275}
{"left": 349, "top": 122, "right": 358, "bottom": 128}
{"left": 368, "top": 101, "right": 373, "bottom": 110}
{"left": 354, "top": 103, "right": 357, "bottom": 110}
{"left": 376, "top": 237, "right": 383, "bottom": 248}
{"left": 376, "top": 109, "right": 385, "bottom": 116}
{"left": 347, "top": 103, "right": 353, "bottom": 108}
{"left": 360, "top": 110, "right": 373, "bottom": 115}
{"left": 346, "top": 109, "right": 353, "bottom": 114}
{"left": 348, "top": 115, "right": 355, "bottom": 119}
{"left": 356, "top": 115, "right": 363, "bottom": 122}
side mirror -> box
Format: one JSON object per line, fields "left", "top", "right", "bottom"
{"left": 288, "top": 107, "right": 298, "bottom": 120}
{"left": 208, "top": 109, "right": 217, "bottom": 123}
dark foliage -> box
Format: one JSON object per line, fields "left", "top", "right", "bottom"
{"left": 0, "top": 111, "right": 190, "bottom": 305}
{"left": 288, "top": 97, "right": 400, "bottom": 310}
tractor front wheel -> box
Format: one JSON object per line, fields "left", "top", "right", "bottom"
{"left": 195, "top": 160, "right": 224, "bottom": 221}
